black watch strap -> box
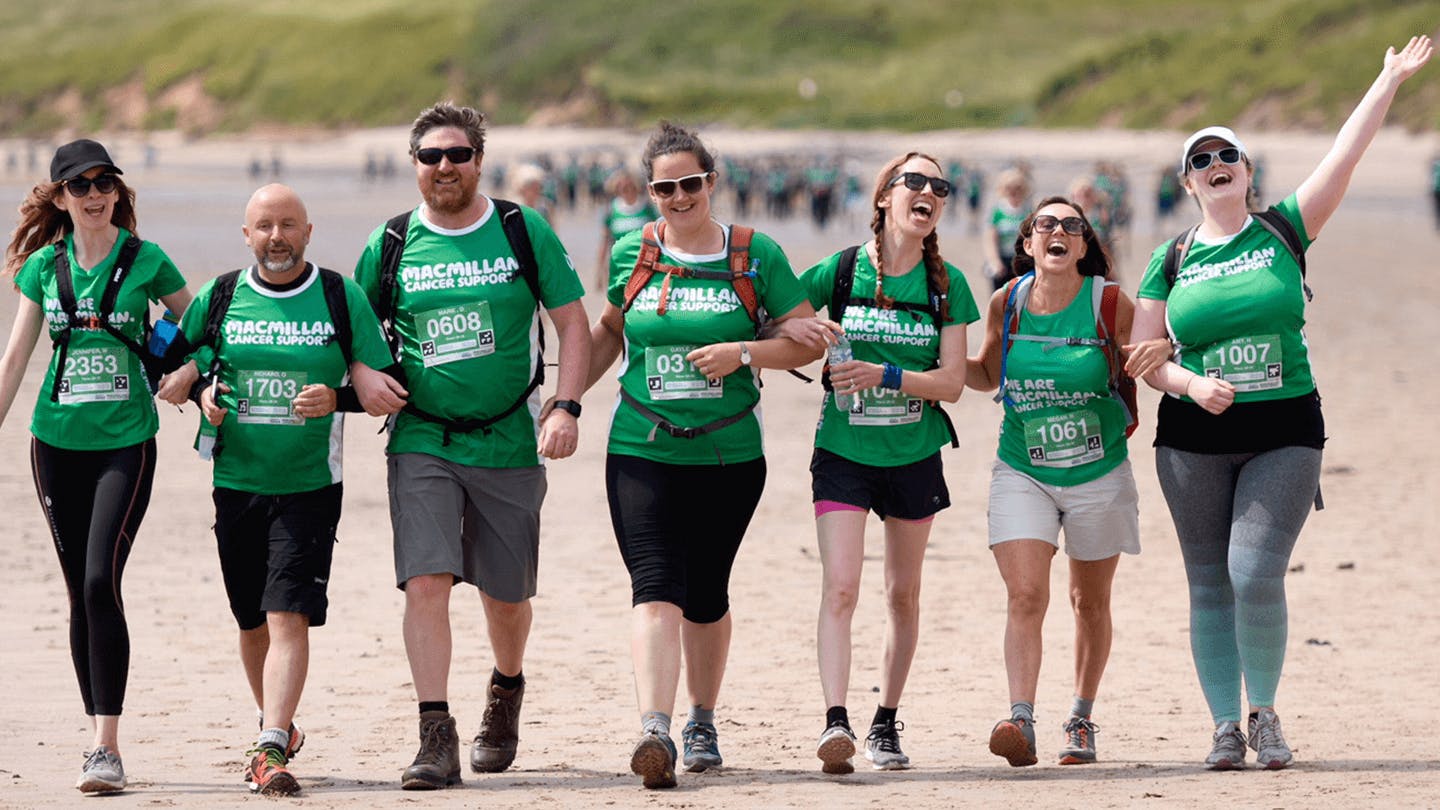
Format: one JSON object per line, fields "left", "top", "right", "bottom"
{"left": 552, "top": 399, "right": 582, "bottom": 418}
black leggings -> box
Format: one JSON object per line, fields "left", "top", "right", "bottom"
{"left": 31, "top": 437, "right": 156, "bottom": 716}
{"left": 605, "top": 454, "right": 765, "bottom": 623}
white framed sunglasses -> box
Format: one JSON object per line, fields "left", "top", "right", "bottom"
{"left": 1187, "top": 147, "right": 1243, "bottom": 172}
{"left": 648, "top": 171, "right": 712, "bottom": 197}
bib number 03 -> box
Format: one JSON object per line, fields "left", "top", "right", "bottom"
{"left": 645, "top": 345, "right": 722, "bottom": 400}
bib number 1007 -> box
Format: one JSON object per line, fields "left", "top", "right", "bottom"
{"left": 1201, "top": 335, "right": 1282, "bottom": 392}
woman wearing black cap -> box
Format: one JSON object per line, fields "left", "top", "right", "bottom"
{"left": 0, "top": 139, "right": 194, "bottom": 793}
{"left": 1129, "top": 37, "right": 1431, "bottom": 770}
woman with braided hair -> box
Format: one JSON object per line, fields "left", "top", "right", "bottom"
{"left": 777, "top": 151, "right": 978, "bottom": 774}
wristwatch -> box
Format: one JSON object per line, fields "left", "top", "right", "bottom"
{"left": 738, "top": 342, "right": 752, "bottom": 366}
{"left": 552, "top": 399, "right": 582, "bottom": 418}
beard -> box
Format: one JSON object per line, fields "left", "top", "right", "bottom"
{"left": 422, "top": 171, "right": 479, "bottom": 215}
{"left": 256, "top": 244, "right": 300, "bottom": 273}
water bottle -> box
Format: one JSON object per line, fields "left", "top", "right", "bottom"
{"left": 827, "top": 334, "right": 854, "bottom": 413}
{"left": 196, "top": 416, "right": 218, "bottom": 461}
{"left": 148, "top": 309, "right": 180, "bottom": 357}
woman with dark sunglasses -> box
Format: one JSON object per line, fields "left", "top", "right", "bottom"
{"left": 776, "top": 152, "right": 978, "bottom": 774}
{"left": 1130, "top": 37, "right": 1431, "bottom": 770}
{"left": 0, "top": 139, "right": 194, "bottom": 793}
{"left": 581, "top": 121, "right": 820, "bottom": 788}
{"left": 967, "top": 197, "right": 1163, "bottom": 768}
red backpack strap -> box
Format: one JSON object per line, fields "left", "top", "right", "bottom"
{"left": 1095, "top": 280, "right": 1139, "bottom": 436}
{"left": 622, "top": 220, "right": 664, "bottom": 313}
{"left": 1002, "top": 276, "right": 1023, "bottom": 337}
{"left": 728, "top": 224, "right": 761, "bottom": 327}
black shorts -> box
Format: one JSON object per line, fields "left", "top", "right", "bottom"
{"left": 213, "top": 484, "right": 342, "bottom": 630}
{"left": 605, "top": 454, "right": 765, "bottom": 624}
{"left": 810, "top": 448, "right": 950, "bottom": 521}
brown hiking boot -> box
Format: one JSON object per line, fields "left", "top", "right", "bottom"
{"left": 401, "top": 711, "right": 461, "bottom": 790}
{"left": 470, "top": 677, "right": 524, "bottom": 773}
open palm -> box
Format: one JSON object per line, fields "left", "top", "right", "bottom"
{"left": 1385, "top": 35, "right": 1433, "bottom": 82}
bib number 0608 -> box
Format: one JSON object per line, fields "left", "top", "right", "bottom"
{"left": 424, "top": 311, "right": 484, "bottom": 339}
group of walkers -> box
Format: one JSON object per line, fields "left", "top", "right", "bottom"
{"left": 1, "top": 35, "right": 1430, "bottom": 797}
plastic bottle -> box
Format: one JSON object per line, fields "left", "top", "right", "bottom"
{"left": 148, "top": 309, "right": 180, "bottom": 357}
{"left": 197, "top": 417, "right": 218, "bottom": 461}
{"left": 828, "top": 334, "right": 855, "bottom": 413}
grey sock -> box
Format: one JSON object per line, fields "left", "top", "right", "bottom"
{"left": 641, "top": 711, "right": 671, "bottom": 737}
{"left": 258, "top": 726, "right": 290, "bottom": 752}
{"left": 1071, "top": 696, "right": 1095, "bottom": 719}
{"left": 688, "top": 705, "right": 715, "bottom": 726}
{"left": 1010, "top": 702, "right": 1035, "bottom": 724}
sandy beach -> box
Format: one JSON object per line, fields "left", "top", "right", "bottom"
{"left": 1, "top": 125, "right": 1438, "bottom": 809}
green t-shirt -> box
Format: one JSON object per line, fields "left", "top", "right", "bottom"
{"left": 180, "top": 265, "right": 393, "bottom": 495}
{"left": 602, "top": 199, "right": 657, "bottom": 243}
{"left": 800, "top": 248, "right": 979, "bottom": 467}
{"left": 996, "top": 276, "right": 1129, "bottom": 486}
{"left": 605, "top": 224, "right": 806, "bottom": 465}
{"left": 17, "top": 230, "right": 185, "bottom": 451}
{"left": 354, "top": 200, "right": 585, "bottom": 468}
{"left": 990, "top": 202, "right": 1025, "bottom": 259}
{"left": 1137, "top": 194, "right": 1314, "bottom": 402}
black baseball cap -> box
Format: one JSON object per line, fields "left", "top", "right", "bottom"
{"left": 50, "top": 139, "right": 123, "bottom": 182}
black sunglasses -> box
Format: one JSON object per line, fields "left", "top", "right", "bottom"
{"left": 414, "top": 146, "right": 477, "bottom": 166}
{"left": 648, "top": 172, "right": 711, "bottom": 197}
{"left": 63, "top": 175, "right": 120, "bottom": 197}
{"left": 1032, "top": 215, "right": 1087, "bottom": 235}
{"left": 887, "top": 172, "right": 951, "bottom": 198}
{"left": 1187, "top": 147, "right": 1242, "bottom": 172}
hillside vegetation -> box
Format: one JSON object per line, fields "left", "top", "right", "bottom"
{"left": 0, "top": 0, "right": 1434, "bottom": 133}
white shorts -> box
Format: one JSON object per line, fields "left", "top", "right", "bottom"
{"left": 987, "top": 458, "right": 1140, "bottom": 561}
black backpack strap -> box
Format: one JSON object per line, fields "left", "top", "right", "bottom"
{"left": 377, "top": 210, "right": 412, "bottom": 355}
{"left": 201, "top": 270, "right": 244, "bottom": 361}
{"left": 317, "top": 267, "right": 354, "bottom": 367}
{"left": 831, "top": 245, "right": 860, "bottom": 325}
{"left": 1162, "top": 225, "right": 1199, "bottom": 290}
{"left": 1253, "top": 207, "right": 1312, "bottom": 301}
{"left": 493, "top": 198, "right": 543, "bottom": 304}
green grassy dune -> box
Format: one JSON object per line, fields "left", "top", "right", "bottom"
{"left": 0, "top": 0, "right": 1433, "bottom": 133}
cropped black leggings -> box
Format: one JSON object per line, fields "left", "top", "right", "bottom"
{"left": 30, "top": 437, "right": 156, "bottom": 716}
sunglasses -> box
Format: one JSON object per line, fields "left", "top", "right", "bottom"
{"left": 887, "top": 172, "right": 951, "bottom": 198}
{"left": 1032, "top": 215, "right": 1087, "bottom": 235}
{"left": 414, "top": 146, "right": 477, "bottom": 165}
{"left": 648, "top": 172, "right": 711, "bottom": 197}
{"left": 1187, "top": 147, "right": 1242, "bottom": 172}
{"left": 63, "top": 175, "right": 120, "bottom": 197}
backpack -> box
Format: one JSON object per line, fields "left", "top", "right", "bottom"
{"left": 197, "top": 266, "right": 354, "bottom": 367}
{"left": 995, "top": 271, "right": 1139, "bottom": 438}
{"left": 621, "top": 220, "right": 761, "bottom": 328}
{"left": 1162, "top": 207, "right": 1311, "bottom": 301}
{"left": 50, "top": 236, "right": 176, "bottom": 401}
{"left": 376, "top": 198, "right": 545, "bottom": 445}
{"left": 828, "top": 244, "right": 959, "bottom": 448}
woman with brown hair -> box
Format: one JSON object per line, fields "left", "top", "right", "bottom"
{"left": 0, "top": 139, "right": 193, "bottom": 793}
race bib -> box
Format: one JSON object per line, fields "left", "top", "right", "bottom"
{"left": 645, "top": 345, "right": 722, "bottom": 400}
{"left": 1201, "top": 335, "right": 1282, "bottom": 392}
{"left": 847, "top": 387, "right": 923, "bottom": 426}
{"left": 1023, "top": 409, "right": 1104, "bottom": 468}
{"left": 235, "top": 370, "right": 307, "bottom": 425}
{"left": 416, "top": 301, "right": 495, "bottom": 368}
{"left": 57, "top": 346, "right": 130, "bottom": 404}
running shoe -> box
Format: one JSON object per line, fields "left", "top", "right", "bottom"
{"left": 989, "top": 716, "right": 1038, "bottom": 767}
{"left": 1058, "top": 715, "right": 1098, "bottom": 765}
{"left": 471, "top": 677, "right": 524, "bottom": 773}
{"left": 246, "top": 746, "right": 300, "bottom": 796}
{"left": 816, "top": 723, "right": 857, "bottom": 775}
{"left": 681, "top": 720, "right": 723, "bottom": 772}
{"left": 864, "top": 719, "right": 911, "bottom": 770}
{"left": 75, "top": 746, "right": 125, "bottom": 794}
{"left": 255, "top": 711, "right": 306, "bottom": 759}
{"left": 1205, "top": 721, "right": 1248, "bottom": 770}
{"left": 629, "top": 731, "right": 678, "bottom": 789}
{"left": 1247, "top": 708, "right": 1293, "bottom": 770}
{"left": 401, "top": 711, "right": 461, "bottom": 790}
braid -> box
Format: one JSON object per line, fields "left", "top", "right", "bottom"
{"left": 922, "top": 230, "right": 952, "bottom": 323}
{"left": 870, "top": 206, "right": 895, "bottom": 308}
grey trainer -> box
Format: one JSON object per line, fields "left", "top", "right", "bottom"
{"left": 471, "top": 679, "right": 524, "bottom": 773}
{"left": 629, "top": 731, "right": 677, "bottom": 789}
{"left": 681, "top": 720, "right": 722, "bottom": 772}
{"left": 1247, "top": 708, "right": 1293, "bottom": 770}
{"left": 1059, "top": 715, "right": 1099, "bottom": 765}
{"left": 816, "top": 723, "right": 857, "bottom": 775}
{"left": 1205, "top": 720, "right": 1248, "bottom": 770}
{"left": 864, "top": 719, "right": 911, "bottom": 770}
{"left": 76, "top": 746, "right": 125, "bottom": 794}
{"left": 402, "top": 711, "right": 461, "bottom": 789}
{"left": 989, "top": 716, "right": 1038, "bottom": 767}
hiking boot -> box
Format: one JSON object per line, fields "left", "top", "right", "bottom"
{"left": 76, "top": 746, "right": 125, "bottom": 794}
{"left": 471, "top": 678, "right": 524, "bottom": 773}
{"left": 629, "top": 731, "right": 677, "bottom": 789}
{"left": 256, "top": 712, "right": 306, "bottom": 759}
{"left": 989, "top": 716, "right": 1038, "bottom": 767}
{"left": 816, "top": 723, "right": 857, "bottom": 775}
{"left": 1247, "top": 708, "right": 1293, "bottom": 770}
{"left": 401, "top": 711, "right": 461, "bottom": 790}
{"left": 1059, "top": 715, "right": 1098, "bottom": 765}
{"left": 1205, "top": 721, "right": 1248, "bottom": 770}
{"left": 864, "top": 719, "right": 911, "bottom": 770}
{"left": 246, "top": 746, "right": 300, "bottom": 796}
{"left": 681, "top": 720, "right": 723, "bottom": 772}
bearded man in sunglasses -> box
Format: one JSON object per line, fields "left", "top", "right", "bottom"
{"left": 350, "top": 101, "right": 591, "bottom": 790}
